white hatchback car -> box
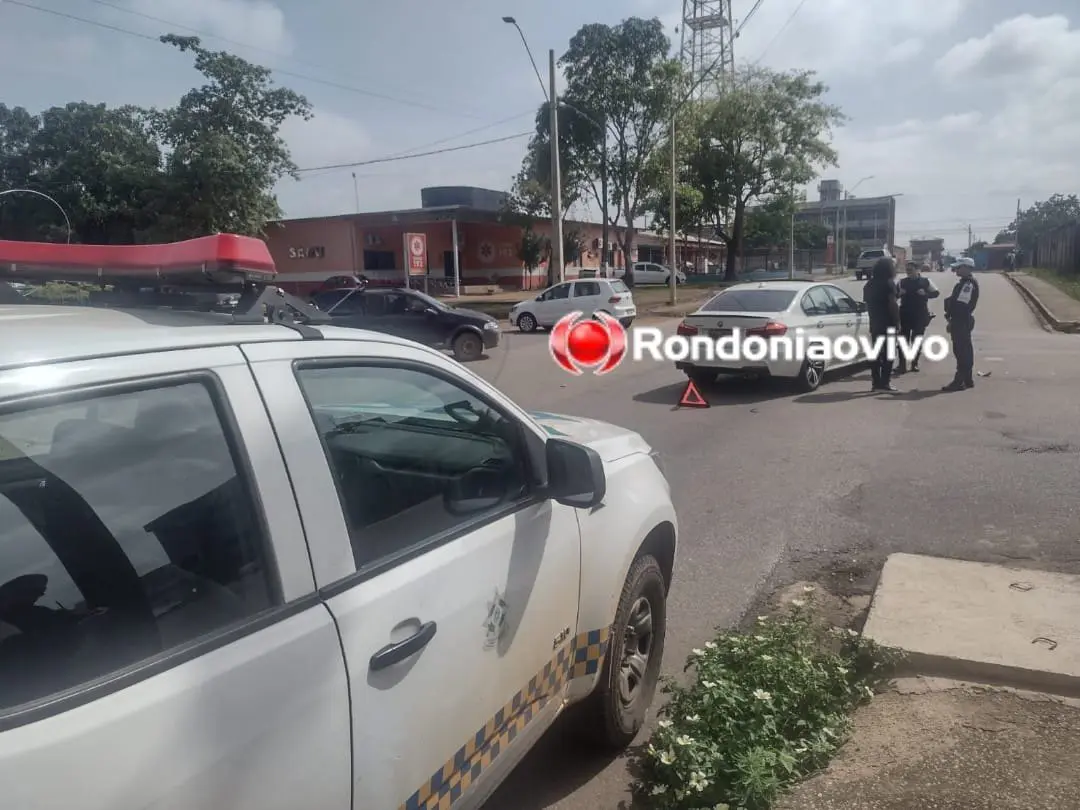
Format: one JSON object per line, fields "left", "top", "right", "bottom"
{"left": 509, "top": 278, "right": 636, "bottom": 332}
{"left": 0, "top": 234, "right": 678, "bottom": 810}
{"left": 675, "top": 281, "right": 868, "bottom": 392}
{"left": 617, "top": 262, "right": 687, "bottom": 286}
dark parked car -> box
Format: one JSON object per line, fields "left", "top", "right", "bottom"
{"left": 310, "top": 287, "right": 500, "bottom": 362}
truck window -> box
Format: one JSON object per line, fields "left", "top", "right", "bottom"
{"left": 0, "top": 381, "right": 274, "bottom": 714}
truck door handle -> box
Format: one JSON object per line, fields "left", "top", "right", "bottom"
{"left": 816, "top": 321, "right": 824, "bottom": 329}
{"left": 845, "top": 321, "right": 853, "bottom": 327}
{"left": 369, "top": 621, "right": 438, "bottom": 671}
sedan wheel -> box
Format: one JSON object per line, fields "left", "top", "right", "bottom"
{"left": 796, "top": 359, "right": 824, "bottom": 392}
{"left": 452, "top": 332, "right": 484, "bottom": 362}
{"left": 517, "top": 312, "right": 538, "bottom": 333}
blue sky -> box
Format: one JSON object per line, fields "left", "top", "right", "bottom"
{"left": 3, "top": 0, "right": 1079, "bottom": 251}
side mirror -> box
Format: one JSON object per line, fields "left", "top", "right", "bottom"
{"left": 424, "top": 307, "right": 438, "bottom": 316}
{"left": 855, "top": 301, "right": 867, "bottom": 313}
{"left": 535, "top": 295, "right": 544, "bottom": 302}
{"left": 545, "top": 438, "right": 606, "bottom": 509}
{"left": 444, "top": 467, "right": 507, "bottom": 516}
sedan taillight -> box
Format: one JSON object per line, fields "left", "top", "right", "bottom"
{"left": 677, "top": 321, "right": 699, "bottom": 336}
{"left": 745, "top": 321, "right": 788, "bottom": 337}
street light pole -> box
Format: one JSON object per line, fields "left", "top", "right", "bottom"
{"left": 548, "top": 49, "right": 564, "bottom": 284}
{"left": 0, "top": 188, "right": 73, "bottom": 243}
{"left": 669, "top": 115, "right": 677, "bottom": 305}
{"left": 841, "top": 175, "right": 874, "bottom": 269}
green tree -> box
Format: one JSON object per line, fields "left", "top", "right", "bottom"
{"left": 657, "top": 66, "right": 844, "bottom": 280}
{"left": 0, "top": 103, "right": 161, "bottom": 243}
{"left": 557, "top": 17, "right": 686, "bottom": 286}
{"left": 794, "top": 221, "right": 828, "bottom": 250}
{"left": 999, "top": 194, "right": 1080, "bottom": 253}
{"left": 742, "top": 196, "right": 792, "bottom": 250}
{"left": 517, "top": 225, "right": 547, "bottom": 276}
{"left": 146, "top": 34, "right": 312, "bottom": 240}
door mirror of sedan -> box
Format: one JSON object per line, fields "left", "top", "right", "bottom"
{"left": 855, "top": 301, "right": 867, "bottom": 313}
{"left": 424, "top": 307, "right": 439, "bottom": 317}
{"left": 545, "top": 438, "right": 606, "bottom": 509}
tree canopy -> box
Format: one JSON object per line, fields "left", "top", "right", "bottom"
{"left": 995, "top": 194, "right": 1080, "bottom": 253}
{"left": 0, "top": 35, "right": 310, "bottom": 244}
{"left": 508, "top": 17, "right": 684, "bottom": 286}
{"left": 650, "top": 66, "right": 844, "bottom": 279}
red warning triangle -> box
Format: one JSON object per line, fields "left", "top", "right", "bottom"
{"left": 678, "top": 379, "right": 710, "bottom": 408}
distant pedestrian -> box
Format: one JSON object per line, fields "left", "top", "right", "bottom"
{"left": 896, "top": 262, "right": 940, "bottom": 374}
{"left": 942, "top": 257, "right": 980, "bottom": 391}
{"left": 863, "top": 257, "right": 901, "bottom": 392}
{"left": 1005, "top": 252, "right": 1016, "bottom": 272}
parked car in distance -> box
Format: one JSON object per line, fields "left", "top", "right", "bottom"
{"left": 0, "top": 234, "right": 679, "bottom": 810}
{"left": 509, "top": 278, "right": 636, "bottom": 333}
{"left": 616, "top": 262, "right": 687, "bottom": 285}
{"left": 310, "top": 286, "right": 499, "bottom": 362}
{"left": 854, "top": 248, "right": 893, "bottom": 281}
{"left": 674, "top": 280, "right": 868, "bottom": 392}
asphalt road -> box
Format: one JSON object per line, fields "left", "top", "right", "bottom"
{"left": 474, "top": 272, "right": 1080, "bottom": 810}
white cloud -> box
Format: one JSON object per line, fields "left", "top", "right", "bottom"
{"left": 827, "top": 12, "right": 1080, "bottom": 249}
{"left": 883, "top": 38, "right": 923, "bottom": 64}
{"left": 726, "top": 0, "right": 970, "bottom": 75}
{"left": 935, "top": 13, "right": 1080, "bottom": 87}
{"left": 127, "top": 0, "right": 292, "bottom": 54}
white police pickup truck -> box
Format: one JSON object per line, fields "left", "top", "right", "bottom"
{"left": 0, "top": 235, "right": 678, "bottom": 810}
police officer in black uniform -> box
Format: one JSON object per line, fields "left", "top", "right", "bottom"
{"left": 863, "top": 257, "right": 901, "bottom": 392}
{"left": 942, "top": 257, "right": 980, "bottom": 391}
{"left": 896, "top": 261, "right": 940, "bottom": 374}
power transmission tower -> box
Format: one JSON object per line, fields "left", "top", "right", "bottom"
{"left": 680, "top": 0, "right": 736, "bottom": 95}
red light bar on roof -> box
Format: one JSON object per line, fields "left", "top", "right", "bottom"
{"left": 0, "top": 234, "right": 277, "bottom": 287}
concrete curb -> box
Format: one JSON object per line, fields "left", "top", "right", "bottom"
{"left": 1003, "top": 271, "right": 1080, "bottom": 334}
{"left": 864, "top": 553, "right": 1080, "bottom": 700}
{"left": 889, "top": 650, "right": 1080, "bottom": 700}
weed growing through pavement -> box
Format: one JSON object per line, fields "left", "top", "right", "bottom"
{"left": 633, "top": 588, "right": 903, "bottom": 810}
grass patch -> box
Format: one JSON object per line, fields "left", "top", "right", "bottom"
{"left": 1026, "top": 267, "right": 1080, "bottom": 302}
{"left": 632, "top": 592, "right": 901, "bottom": 810}
{"left": 22, "top": 282, "right": 92, "bottom": 304}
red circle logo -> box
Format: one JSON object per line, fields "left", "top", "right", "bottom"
{"left": 549, "top": 311, "right": 628, "bottom": 376}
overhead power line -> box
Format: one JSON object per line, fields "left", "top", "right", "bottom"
{"left": 754, "top": 0, "right": 809, "bottom": 63}
{"left": 294, "top": 131, "right": 532, "bottom": 174}
{"left": 734, "top": 0, "right": 768, "bottom": 38}
{"left": 4, "top": 0, "right": 484, "bottom": 119}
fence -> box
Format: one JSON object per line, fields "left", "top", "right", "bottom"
{"left": 1034, "top": 221, "right": 1080, "bottom": 274}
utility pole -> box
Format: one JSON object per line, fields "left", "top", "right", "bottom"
{"left": 669, "top": 115, "right": 677, "bottom": 305}
{"left": 788, "top": 182, "right": 796, "bottom": 280}
{"left": 601, "top": 117, "right": 609, "bottom": 273}
{"left": 968, "top": 224, "right": 973, "bottom": 249}
{"left": 840, "top": 191, "right": 849, "bottom": 271}
{"left": 351, "top": 172, "right": 360, "bottom": 213}
{"left": 548, "top": 49, "right": 564, "bottom": 284}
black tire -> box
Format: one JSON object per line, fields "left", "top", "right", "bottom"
{"left": 451, "top": 331, "right": 484, "bottom": 362}
{"left": 685, "top": 367, "right": 717, "bottom": 385}
{"left": 795, "top": 358, "right": 824, "bottom": 392}
{"left": 575, "top": 555, "right": 667, "bottom": 750}
{"left": 517, "top": 312, "right": 538, "bottom": 333}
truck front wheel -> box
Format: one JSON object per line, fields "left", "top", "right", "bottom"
{"left": 575, "top": 555, "right": 667, "bottom": 750}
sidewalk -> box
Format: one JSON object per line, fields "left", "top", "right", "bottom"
{"left": 1005, "top": 271, "right": 1080, "bottom": 332}
{"left": 776, "top": 554, "right": 1080, "bottom": 808}
{"left": 777, "top": 678, "right": 1080, "bottom": 809}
